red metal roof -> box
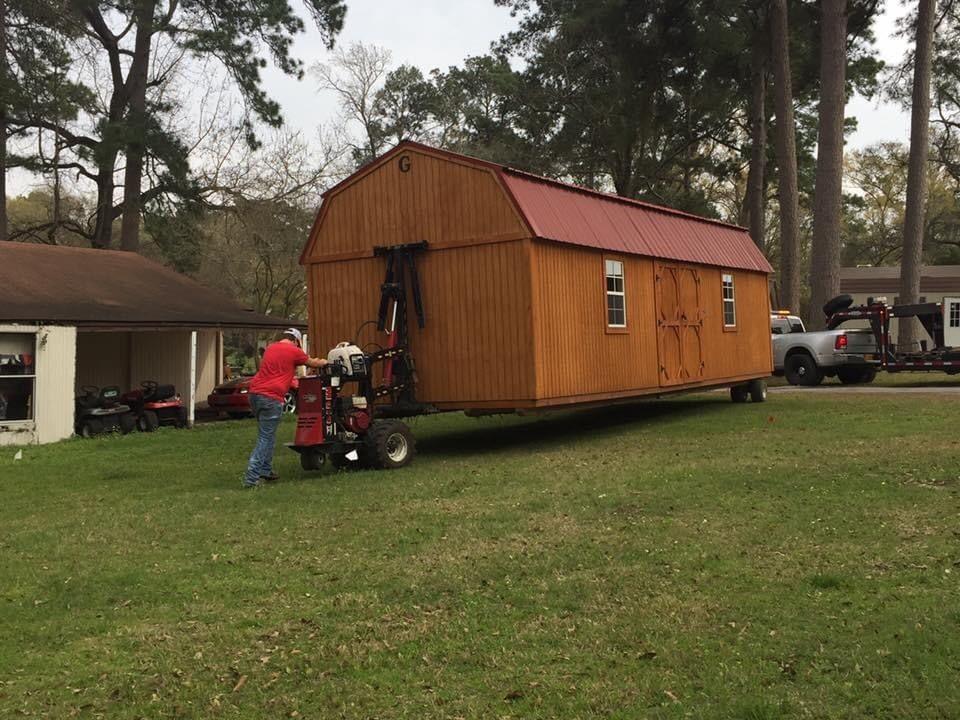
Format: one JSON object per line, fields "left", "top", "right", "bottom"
{"left": 499, "top": 167, "right": 772, "bottom": 273}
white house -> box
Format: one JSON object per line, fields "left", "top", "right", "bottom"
{"left": 0, "top": 243, "right": 301, "bottom": 446}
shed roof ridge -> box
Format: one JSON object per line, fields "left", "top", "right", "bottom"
{"left": 499, "top": 166, "right": 748, "bottom": 233}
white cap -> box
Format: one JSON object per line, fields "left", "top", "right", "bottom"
{"left": 283, "top": 328, "right": 303, "bottom": 345}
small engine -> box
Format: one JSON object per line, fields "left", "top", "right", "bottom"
{"left": 327, "top": 342, "right": 367, "bottom": 377}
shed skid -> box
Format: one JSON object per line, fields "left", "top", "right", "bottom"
{"left": 302, "top": 142, "right": 773, "bottom": 414}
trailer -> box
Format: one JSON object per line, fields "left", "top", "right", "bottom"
{"left": 290, "top": 142, "right": 775, "bottom": 470}
{"left": 826, "top": 295, "right": 960, "bottom": 373}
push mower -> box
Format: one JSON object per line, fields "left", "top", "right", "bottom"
{"left": 75, "top": 385, "right": 137, "bottom": 438}
{"left": 121, "top": 380, "right": 188, "bottom": 431}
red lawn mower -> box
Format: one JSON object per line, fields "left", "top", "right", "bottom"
{"left": 121, "top": 380, "right": 188, "bottom": 431}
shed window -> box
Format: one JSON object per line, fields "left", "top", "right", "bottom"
{"left": 605, "top": 259, "right": 626, "bottom": 327}
{"left": 950, "top": 301, "right": 960, "bottom": 328}
{"left": 722, "top": 273, "right": 736, "bottom": 327}
{"left": 0, "top": 333, "right": 37, "bottom": 422}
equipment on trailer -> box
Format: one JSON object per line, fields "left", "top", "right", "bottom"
{"left": 826, "top": 295, "right": 960, "bottom": 374}
{"left": 75, "top": 385, "right": 137, "bottom": 438}
{"left": 287, "top": 243, "right": 427, "bottom": 471}
{"left": 121, "top": 380, "right": 188, "bottom": 431}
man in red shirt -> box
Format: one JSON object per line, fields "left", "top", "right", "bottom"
{"left": 244, "top": 328, "right": 327, "bottom": 487}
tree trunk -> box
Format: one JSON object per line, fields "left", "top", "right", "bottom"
{"left": 0, "top": 0, "right": 8, "bottom": 242}
{"left": 120, "top": 0, "right": 155, "bottom": 252}
{"left": 769, "top": 0, "right": 801, "bottom": 313}
{"left": 745, "top": 28, "right": 767, "bottom": 250}
{"left": 808, "top": 0, "right": 848, "bottom": 329}
{"left": 92, "top": 151, "right": 118, "bottom": 248}
{"left": 898, "top": 0, "right": 937, "bottom": 350}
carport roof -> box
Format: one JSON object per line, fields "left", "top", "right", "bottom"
{"left": 0, "top": 243, "right": 304, "bottom": 329}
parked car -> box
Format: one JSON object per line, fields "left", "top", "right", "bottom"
{"left": 207, "top": 376, "right": 299, "bottom": 418}
{"left": 771, "top": 308, "right": 878, "bottom": 386}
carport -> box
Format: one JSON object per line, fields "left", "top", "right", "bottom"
{"left": 0, "top": 243, "right": 302, "bottom": 446}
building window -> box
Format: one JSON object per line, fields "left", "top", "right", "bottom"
{"left": 950, "top": 301, "right": 960, "bottom": 328}
{"left": 722, "top": 273, "right": 736, "bottom": 327}
{"left": 605, "top": 259, "right": 626, "bottom": 328}
{"left": 0, "top": 333, "right": 37, "bottom": 422}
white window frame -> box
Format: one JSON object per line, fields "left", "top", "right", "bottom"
{"left": 950, "top": 301, "right": 960, "bottom": 328}
{"left": 0, "top": 330, "right": 38, "bottom": 425}
{"left": 722, "top": 273, "right": 737, "bottom": 328}
{"left": 605, "top": 259, "right": 626, "bottom": 328}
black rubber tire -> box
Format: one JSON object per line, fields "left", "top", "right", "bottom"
{"left": 748, "top": 379, "right": 767, "bottom": 402}
{"left": 175, "top": 407, "right": 188, "bottom": 428}
{"left": 730, "top": 385, "right": 749, "bottom": 403}
{"left": 784, "top": 352, "right": 823, "bottom": 386}
{"left": 119, "top": 413, "right": 136, "bottom": 435}
{"left": 139, "top": 410, "right": 160, "bottom": 432}
{"left": 300, "top": 449, "right": 325, "bottom": 472}
{"left": 80, "top": 418, "right": 103, "bottom": 438}
{"left": 823, "top": 294, "right": 854, "bottom": 317}
{"left": 837, "top": 366, "right": 866, "bottom": 384}
{"left": 363, "top": 420, "right": 416, "bottom": 470}
{"left": 227, "top": 412, "right": 249, "bottom": 420}
{"left": 329, "top": 453, "right": 352, "bottom": 470}
{"left": 282, "top": 391, "right": 297, "bottom": 414}
{"left": 860, "top": 367, "right": 877, "bottom": 384}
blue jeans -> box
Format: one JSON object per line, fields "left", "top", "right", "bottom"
{"left": 244, "top": 394, "right": 283, "bottom": 485}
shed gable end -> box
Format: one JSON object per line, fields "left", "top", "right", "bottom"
{"left": 302, "top": 148, "right": 529, "bottom": 262}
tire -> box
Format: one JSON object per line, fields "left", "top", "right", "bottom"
{"left": 837, "top": 366, "right": 866, "bottom": 384}
{"left": 119, "top": 413, "right": 136, "bottom": 435}
{"left": 730, "top": 385, "right": 749, "bottom": 403}
{"left": 80, "top": 418, "right": 103, "bottom": 438}
{"left": 823, "top": 294, "right": 854, "bottom": 317}
{"left": 329, "top": 453, "right": 352, "bottom": 470}
{"left": 227, "top": 412, "right": 249, "bottom": 420}
{"left": 282, "top": 391, "right": 297, "bottom": 414}
{"left": 860, "top": 367, "right": 877, "bottom": 384}
{"left": 175, "top": 407, "right": 188, "bottom": 428}
{"left": 363, "top": 420, "right": 416, "bottom": 469}
{"left": 784, "top": 352, "right": 822, "bottom": 386}
{"left": 300, "top": 449, "right": 325, "bottom": 472}
{"left": 139, "top": 410, "right": 160, "bottom": 432}
{"left": 748, "top": 379, "right": 767, "bottom": 402}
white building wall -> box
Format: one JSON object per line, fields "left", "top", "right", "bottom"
{"left": 0, "top": 324, "right": 76, "bottom": 447}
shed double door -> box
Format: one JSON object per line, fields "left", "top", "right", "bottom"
{"left": 654, "top": 263, "right": 706, "bottom": 386}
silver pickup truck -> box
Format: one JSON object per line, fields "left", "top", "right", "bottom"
{"left": 771, "top": 313, "right": 878, "bottom": 386}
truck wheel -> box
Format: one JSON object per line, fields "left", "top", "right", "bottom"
{"left": 139, "top": 410, "right": 160, "bottom": 432}
{"left": 748, "top": 379, "right": 767, "bottom": 402}
{"left": 364, "top": 420, "right": 416, "bottom": 469}
{"left": 860, "top": 367, "right": 877, "bottom": 383}
{"left": 119, "top": 413, "right": 137, "bottom": 435}
{"left": 784, "top": 353, "right": 822, "bottom": 386}
{"left": 730, "top": 385, "right": 749, "bottom": 403}
{"left": 300, "top": 449, "right": 325, "bottom": 472}
{"left": 837, "top": 367, "right": 866, "bottom": 384}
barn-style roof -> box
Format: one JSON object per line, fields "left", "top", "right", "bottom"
{"left": 318, "top": 141, "right": 772, "bottom": 273}
{"left": 0, "top": 242, "right": 303, "bottom": 329}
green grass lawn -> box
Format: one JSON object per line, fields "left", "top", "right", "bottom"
{"left": 2, "top": 394, "right": 959, "bottom": 719}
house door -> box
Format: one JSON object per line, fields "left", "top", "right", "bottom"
{"left": 655, "top": 263, "right": 706, "bottom": 386}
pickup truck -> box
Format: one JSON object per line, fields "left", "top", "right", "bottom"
{"left": 771, "top": 311, "right": 878, "bottom": 386}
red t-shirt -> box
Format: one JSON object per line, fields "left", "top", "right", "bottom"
{"left": 249, "top": 341, "right": 309, "bottom": 402}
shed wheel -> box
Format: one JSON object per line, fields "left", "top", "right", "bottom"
{"left": 363, "top": 420, "right": 416, "bottom": 469}
{"left": 139, "top": 410, "right": 160, "bottom": 432}
{"left": 300, "top": 449, "right": 325, "bottom": 472}
{"left": 80, "top": 418, "right": 103, "bottom": 438}
{"left": 784, "top": 353, "right": 822, "bottom": 386}
{"left": 119, "top": 413, "right": 136, "bottom": 435}
{"left": 730, "top": 385, "right": 749, "bottom": 403}
{"left": 823, "top": 294, "right": 854, "bottom": 317}
{"left": 748, "top": 379, "right": 767, "bottom": 402}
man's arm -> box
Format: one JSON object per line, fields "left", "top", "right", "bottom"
{"left": 305, "top": 357, "right": 328, "bottom": 369}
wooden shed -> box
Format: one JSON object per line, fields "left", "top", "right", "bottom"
{"left": 301, "top": 142, "right": 773, "bottom": 413}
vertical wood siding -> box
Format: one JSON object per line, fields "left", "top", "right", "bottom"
{"left": 303, "top": 148, "right": 528, "bottom": 261}
{"left": 36, "top": 326, "right": 76, "bottom": 444}
{"left": 308, "top": 240, "right": 535, "bottom": 407}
